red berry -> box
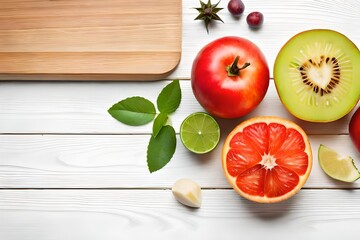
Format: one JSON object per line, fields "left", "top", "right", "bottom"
{"left": 247, "top": 11, "right": 264, "bottom": 28}
{"left": 227, "top": 0, "right": 245, "bottom": 16}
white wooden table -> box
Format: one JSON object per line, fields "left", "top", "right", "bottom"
{"left": 1, "top": 0, "right": 360, "bottom": 239}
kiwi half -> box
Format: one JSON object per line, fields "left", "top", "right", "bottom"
{"left": 274, "top": 29, "right": 360, "bottom": 122}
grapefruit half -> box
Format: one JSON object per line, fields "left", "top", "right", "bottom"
{"left": 222, "top": 116, "right": 312, "bottom": 203}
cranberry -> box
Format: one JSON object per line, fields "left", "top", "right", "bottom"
{"left": 247, "top": 11, "right": 264, "bottom": 28}
{"left": 227, "top": 0, "right": 245, "bottom": 16}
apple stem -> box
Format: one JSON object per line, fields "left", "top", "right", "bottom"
{"left": 226, "top": 56, "right": 250, "bottom": 77}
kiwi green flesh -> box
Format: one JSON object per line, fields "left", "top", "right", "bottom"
{"left": 274, "top": 29, "right": 360, "bottom": 122}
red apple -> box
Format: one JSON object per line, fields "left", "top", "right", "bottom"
{"left": 349, "top": 107, "right": 360, "bottom": 154}
{"left": 191, "top": 36, "right": 269, "bottom": 119}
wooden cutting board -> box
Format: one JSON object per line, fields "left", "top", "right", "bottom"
{"left": 0, "top": 0, "right": 182, "bottom": 80}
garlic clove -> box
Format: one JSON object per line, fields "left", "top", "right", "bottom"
{"left": 172, "top": 178, "right": 202, "bottom": 208}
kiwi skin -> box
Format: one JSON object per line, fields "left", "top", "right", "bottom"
{"left": 273, "top": 29, "right": 360, "bottom": 123}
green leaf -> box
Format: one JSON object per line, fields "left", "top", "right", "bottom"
{"left": 108, "top": 96, "right": 156, "bottom": 126}
{"left": 157, "top": 80, "right": 181, "bottom": 114}
{"left": 147, "top": 125, "right": 176, "bottom": 173}
{"left": 152, "top": 113, "right": 169, "bottom": 138}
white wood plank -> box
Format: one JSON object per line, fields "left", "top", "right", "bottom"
{"left": 171, "top": 0, "right": 360, "bottom": 79}
{"left": 0, "top": 1, "right": 359, "bottom": 238}
{"left": 1, "top": 134, "right": 359, "bottom": 189}
{"left": 0, "top": 80, "right": 357, "bottom": 134}
{"left": 0, "top": 0, "right": 357, "bottom": 81}
{"left": 0, "top": 189, "right": 359, "bottom": 240}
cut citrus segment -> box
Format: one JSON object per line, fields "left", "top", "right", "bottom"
{"left": 318, "top": 144, "right": 360, "bottom": 182}
{"left": 222, "top": 116, "right": 312, "bottom": 203}
{"left": 180, "top": 112, "right": 220, "bottom": 154}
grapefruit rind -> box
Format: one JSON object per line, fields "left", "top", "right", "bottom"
{"left": 222, "top": 116, "right": 313, "bottom": 203}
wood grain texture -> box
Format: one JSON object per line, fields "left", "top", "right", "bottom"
{"left": 1, "top": 0, "right": 359, "bottom": 80}
{"left": 0, "top": 189, "right": 359, "bottom": 240}
{"left": 0, "top": 80, "right": 358, "bottom": 134}
{"left": 0, "top": 0, "right": 181, "bottom": 80}
{"left": 0, "top": 1, "right": 360, "bottom": 237}
{"left": 0, "top": 52, "right": 180, "bottom": 80}
{"left": 0, "top": 134, "right": 359, "bottom": 189}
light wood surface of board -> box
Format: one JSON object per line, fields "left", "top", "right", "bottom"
{"left": 0, "top": 0, "right": 360, "bottom": 239}
{"left": 0, "top": 0, "right": 182, "bottom": 80}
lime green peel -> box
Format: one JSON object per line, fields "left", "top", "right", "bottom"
{"left": 318, "top": 144, "right": 360, "bottom": 182}
{"left": 180, "top": 112, "right": 220, "bottom": 154}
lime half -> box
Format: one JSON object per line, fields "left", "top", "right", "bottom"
{"left": 180, "top": 112, "right": 220, "bottom": 154}
{"left": 318, "top": 144, "right": 360, "bottom": 182}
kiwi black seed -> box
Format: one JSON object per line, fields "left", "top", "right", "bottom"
{"left": 286, "top": 39, "right": 353, "bottom": 112}
{"left": 297, "top": 55, "right": 341, "bottom": 96}
{"left": 274, "top": 29, "right": 360, "bottom": 122}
